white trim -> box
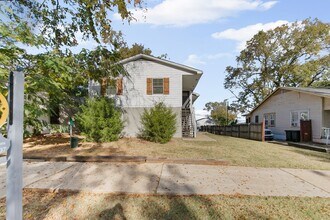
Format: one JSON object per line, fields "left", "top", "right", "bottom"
{"left": 152, "top": 78, "right": 164, "bottom": 94}
{"left": 290, "top": 109, "right": 310, "bottom": 128}
{"left": 119, "top": 54, "right": 203, "bottom": 75}
{"left": 264, "top": 112, "right": 276, "bottom": 127}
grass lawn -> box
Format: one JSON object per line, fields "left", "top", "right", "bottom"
{"left": 23, "top": 133, "right": 330, "bottom": 170}
{"left": 0, "top": 190, "right": 329, "bottom": 220}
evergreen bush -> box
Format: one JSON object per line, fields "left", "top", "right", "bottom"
{"left": 77, "top": 97, "right": 123, "bottom": 142}
{"left": 140, "top": 102, "right": 177, "bottom": 144}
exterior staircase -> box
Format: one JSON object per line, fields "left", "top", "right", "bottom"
{"left": 182, "top": 91, "right": 197, "bottom": 138}
{"left": 182, "top": 108, "right": 194, "bottom": 138}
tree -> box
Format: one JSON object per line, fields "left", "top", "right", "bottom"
{"left": 77, "top": 97, "right": 123, "bottom": 142}
{"left": 118, "top": 42, "right": 168, "bottom": 59}
{"left": 77, "top": 45, "right": 128, "bottom": 97}
{"left": 119, "top": 43, "right": 152, "bottom": 59}
{"left": 204, "top": 101, "right": 237, "bottom": 126}
{"left": 1, "top": 22, "right": 89, "bottom": 135}
{"left": 224, "top": 19, "right": 330, "bottom": 112}
{"left": 1, "top": 0, "right": 142, "bottom": 48}
{"left": 0, "top": 1, "right": 146, "bottom": 135}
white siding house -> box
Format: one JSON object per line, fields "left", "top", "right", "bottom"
{"left": 89, "top": 54, "right": 202, "bottom": 138}
{"left": 245, "top": 87, "right": 330, "bottom": 143}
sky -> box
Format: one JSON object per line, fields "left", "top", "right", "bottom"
{"left": 109, "top": 0, "right": 330, "bottom": 118}
{"left": 23, "top": 0, "right": 330, "bottom": 119}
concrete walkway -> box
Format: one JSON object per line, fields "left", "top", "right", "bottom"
{"left": 0, "top": 161, "right": 329, "bottom": 198}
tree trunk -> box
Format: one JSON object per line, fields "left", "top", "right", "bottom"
{"left": 100, "top": 78, "right": 107, "bottom": 97}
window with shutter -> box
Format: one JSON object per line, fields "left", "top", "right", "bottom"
{"left": 147, "top": 78, "right": 152, "bottom": 95}
{"left": 164, "top": 78, "right": 169, "bottom": 95}
{"left": 152, "top": 78, "right": 163, "bottom": 94}
{"left": 146, "top": 78, "right": 169, "bottom": 95}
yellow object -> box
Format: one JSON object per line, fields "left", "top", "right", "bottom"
{"left": 0, "top": 93, "right": 9, "bottom": 128}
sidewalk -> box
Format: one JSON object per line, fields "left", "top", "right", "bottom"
{"left": 0, "top": 161, "right": 329, "bottom": 198}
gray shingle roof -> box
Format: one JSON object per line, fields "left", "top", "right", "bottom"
{"left": 245, "top": 87, "right": 330, "bottom": 116}
{"left": 119, "top": 54, "right": 203, "bottom": 75}
{"left": 281, "top": 87, "right": 330, "bottom": 98}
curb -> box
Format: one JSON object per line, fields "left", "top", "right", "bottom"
{"left": 146, "top": 158, "right": 229, "bottom": 166}
{"left": 23, "top": 155, "right": 147, "bottom": 163}
{"left": 269, "top": 141, "right": 329, "bottom": 153}
{"left": 287, "top": 142, "right": 329, "bottom": 153}
{"left": 23, "top": 155, "right": 229, "bottom": 166}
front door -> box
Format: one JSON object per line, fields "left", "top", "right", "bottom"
{"left": 300, "top": 120, "right": 312, "bottom": 142}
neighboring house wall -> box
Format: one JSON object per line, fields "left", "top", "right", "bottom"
{"left": 322, "top": 98, "right": 330, "bottom": 129}
{"left": 196, "top": 118, "right": 215, "bottom": 129}
{"left": 90, "top": 60, "right": 185, "bottom": 137}
{"left": 324, "top": 98, "right": 330, "bottom": 110}
{"left": 250, "top": 90, "right": 323, "bottom": 140}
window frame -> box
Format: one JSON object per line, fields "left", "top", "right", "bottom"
{"left": 152, "top": 78, "right": 164, "bottom": 95}
{"left": 106, "top": 84, "right": 117, "bottom": 96}
{"left": 264, "top": 113, "right": 276, "bottom": 127}
{"left": 290, "top": 110, "right": 309, "bottom": 127}
{"left": 255, "top": 115, "right": 259, "bottom": 123}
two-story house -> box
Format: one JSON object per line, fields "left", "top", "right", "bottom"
{"left": 89, "top": 54, "right": 203, "bottom": 138}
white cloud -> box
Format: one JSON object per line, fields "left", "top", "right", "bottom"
{"left": 184, "top": 54, "right": 206, "bottom": 66}
{"left": 195, "top": 109, "right": 210, "bottom": 120}
{"left": 206, "top": 53, "right": 233, "bottom": 60}
{"left": 212, "top": 20, "right": 289, "bottom": 51}
{"left": 184, "top": 52, "right": 233, "bottom": 66}
{"left": 115, "top": 0, "right": 278, "bottom": 27}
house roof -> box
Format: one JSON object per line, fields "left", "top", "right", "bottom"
{"left": 245, "top": 87, "right": 330, "bottom": 116}
{"left": 192, "top": 92, "right": 200, "bottom": 103}
{"left": 119, "top": 54, "right": 203, "bottom": 75}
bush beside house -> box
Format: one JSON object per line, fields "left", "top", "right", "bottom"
{"left": 139, "top": 102, "right": 177, "bottom": 144}
{"left": 77, "top": 97, "right": 123, "bottom": 142}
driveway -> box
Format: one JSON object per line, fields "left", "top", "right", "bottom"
{"left": 0, "top": 161, "right": 329, "bottom": 198}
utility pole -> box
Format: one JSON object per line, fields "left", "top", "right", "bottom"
{"left": 226, "top": 100, "right": 229, "bottom": 125}
{"left": 6, "top": 70, "right": 24, "bottom": 220}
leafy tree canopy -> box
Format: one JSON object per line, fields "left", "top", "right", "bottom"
{"left": 119, "top": 43, "right": 152, "bottom": 59}
{"left": 0, "top": 0, "right": 142, "bottom": 48}
{"left": 0, "top": 1, "right": 150, "bottom": 135}
{"left": 224, "top": 18, "right": 330, "bottom": 112}
{"left": 204, "top": 101, "right": 237, "bottom": 126}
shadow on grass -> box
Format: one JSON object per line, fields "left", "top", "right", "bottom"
{"left": 24, "top": 140, "right": 127, "bottom": 157}
{"left": 288, "top": 148, "right": 330, "bottom": 163}
{"left": 99, "top": 203, "right": 127, "bottom": 220}
{"left": 24, "top": 134, "right": 70, "bottom": 147}
{"left": 1, "top": 161, "right": 325, "bottom": 219}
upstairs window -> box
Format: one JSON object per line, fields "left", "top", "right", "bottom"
{"left": 153, "top": 78, "right": 164, "bottom": 94}
{"left": 106, "top": 84, "right": 116, "bottom": 96}
{"left": 106, "top": 78, "right": 123, "bottom": 96}
{"left": 147, "top": 78, "right": 169, "bottom": 95}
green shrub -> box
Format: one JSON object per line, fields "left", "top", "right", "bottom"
{"left": 77, "top": 97, "right": 123, "bottom": 142}
{"left": 140, "top": 102, "right": 177, "bottom": 144}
